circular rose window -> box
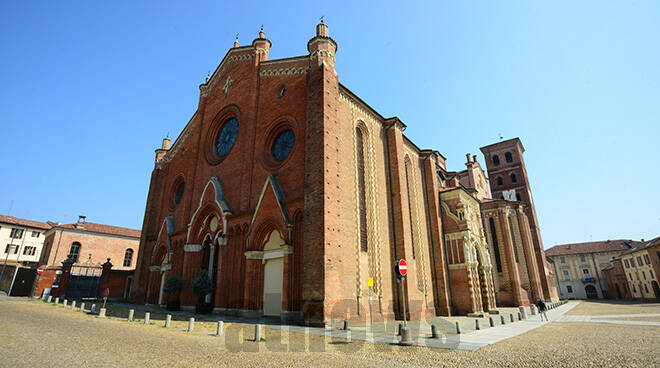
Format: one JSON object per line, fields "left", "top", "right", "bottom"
{"left": 215, "top": 117, "right": 239, "bottom": 158}
{"left": 271, "top": 129, "right": 295, "bottom": 162}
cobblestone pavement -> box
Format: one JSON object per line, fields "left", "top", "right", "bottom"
{"left": 1, "top": 298, "right": 658, "bottom": 367}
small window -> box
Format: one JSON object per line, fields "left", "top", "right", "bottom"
{"left": 510, "top": 173, "right": 517, "bottom": 183}
{"left": 583, "top": 268, "right": 590, "bottom": 274}
{"left": 580, "top": 255, "right": 586, "bottom": 262}
{"left": 624, "top": 259, "right": 630, "bottom": 268}
{"left": 497, "top": 177, "right": 503, "bottom": 186}
{"left": 68, "top": 242, "right": 81, "bottom": 262}
{"left": 123, "top": 248, "right": 134, "bottom": 267}
{"left": 563, "top": 269, "right": 570, "bottom": 280}
{"left": 650, "top": 269, "right": 654, "bottom": 279}
{"left": 31, "top": 231, "right": 40, "bottom": 238}
{"left": 505, "top": 152, "right": 513, "bottom": 162}
{"left": 4, "top": 244, "right": 18, "bottom": 254}
{"left": 644, "top": 284, "right": 649, "bottom": 293}
{"left": 644, "top": 254, "right": 650, "bottom": 265}
{"left": 633, "top": 285, "right": 636, "bottom": 293}
{"left": 515, "top": 193, "right": 521, "bottom": 201}
{"left": 642, "top": 271, "right": 646, "bottom": 280}
{"left": 10, "top": 228, "right": 24, "bottom": 239}
{"left": 631, "top": 258, "right": 636, "bottom": 267}
{"left": 637, "top": 256, "right": 643, "bottom": 265}
{"left": 560, "top": 257, "right": 565, "bottom": 263}
{"left": 492, "top": 155, "right": 500, "bottom": 166}
{"left": 566, "top": 285, "right": 573, "bottom": 293}
{"left": 23, "top": 246, "right": 36, "bottom": 256}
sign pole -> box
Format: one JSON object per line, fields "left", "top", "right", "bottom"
{"left": 368, "top": 281, "right": 374, "bottom": 334}
{"left": 400, "top": 275, "right": 407, "bottom": 327}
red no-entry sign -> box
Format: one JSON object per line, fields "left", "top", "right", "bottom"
{"left": 36, "top": 267, "right": 44, "bottom": 275}
{"left": 395, "top": 259, "right": 408, "bottom": 277}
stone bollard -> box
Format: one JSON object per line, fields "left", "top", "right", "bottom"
{"left": 431, "top": 324, "right": 439, "bottom": 338}
{"left": 90, "top": 304, "right": 97, "bottom": 314}
{"left": 519, "top": 306, "right": 527, "bottom": 319}
{"left": 254, "top": 324, "right": 262, "bottom": 341}
{"left": 144, "top": 312, "right": 150, "bottom": 324}
{"left": 80, "top": 302, "right": 85, "bottom": 312}
{"left": 518, "top": 312, "right": 522, "bottom": 321}
{"left": 530, "top": 304, "right": 537, "bottom": 315}
{"left": 510, "top": 314, "right": 515, "bottom": 323}
{"left": 55, "top": 297, "right": 59, "bottom": 304}
{"left": 63, "top": 299, "right": 68, "bottom": 307}
{"left": 455, "top": 321, "right": 462, "bottom": 334}
{"left": 500, "top": 315, "right": 506, "bottom": 325}
{"left": 127, "top": 309, "right": 134, "bottom": 322}
{"left": 188, "top": 317, "right": 195, "bottom": 332}
{"left": 71, "top": 301, "right": 76, "bottom": 310}
{"left": 47, "top": 296, "right": 52, "bottom": 303}
{"left": 489, "top": 316, "right": 495, "bottom": 327}
{"left": 475, "top": 319, "right": 481, "bottom": 330}
{"left": 216, "top": 321, "right": 224, "bottom": 336}
{"left": 99, "top": 308, "right": 106, "bottom": 318}
{"left": 165, "top": 314, "right": 171, "bottom": 328}
{"left": 399, "top": 326, "right": 413, "bottom": 345}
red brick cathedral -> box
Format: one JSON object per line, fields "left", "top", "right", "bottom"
{"left": 131, "top": 23, "right": 558, "bottom": 325}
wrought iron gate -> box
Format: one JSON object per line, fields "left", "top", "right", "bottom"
{"left": 66, "top": 264, "right": 102, "bottom": 300}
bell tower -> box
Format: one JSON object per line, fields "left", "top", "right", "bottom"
{"left": 480, "top": 138, "right": 552, "bottom": 300}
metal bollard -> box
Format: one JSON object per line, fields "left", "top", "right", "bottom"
{"left": 455, "top": 321, "right": 462, "bottom": 334}
{"left": 475, "top": 319, "right": 481, "bottom": 330}
{"left": 165, "top": 314, "right": 171, "bottom": 328}
{"left": 144, "top": 312, "right": 150, "bottom": 324}
{"left": 431, "top": 324, "right": 439, "bottom": 338}
{"left": 99, "top": 308, "right": 106, "bottom": 318}
{"left": 80, "top": 302, "right": 85, "bottom": 312}
{"left": 90, "top": 304, "right": 97, "bottom": 314}
{"left": 343, "top": 319, "right": 349, "bottom": 330}
{"left": 71, "top": 301, "right": 76, "bottom": 310}
{"left": 510, "top": 314, "right": 515, "bottom": 323}
{"left": 216, "top": 321, "right": 224, "bottom": 336}
{"left": 254, "top": 324, "right": 262, "bottom": 341}
{"left": 500, "top": 315, "right": 506, "bottom": 325}
{"left": 128, "top": 309, "right": 134, "bottom": 322}
{"left": 188, "top": 317, "right": 195, "bottom": 332}
{"left": 397, "top": 323, "right": 403, "bottom": 336}
{"left": 489, "top": 316, "right": 495, "bottom": 327}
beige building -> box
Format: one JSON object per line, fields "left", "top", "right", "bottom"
{"left": 621, "top": 242, "right": 660, "bottom": 299}
{"left": 0, "top": 215, "right": 52, "bottom": 267}
{"left": 546, "top": 240, "right": 640, "bottom": 299}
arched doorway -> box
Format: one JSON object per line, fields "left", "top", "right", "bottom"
{"left": 652, "top": 281, "right": 660, "bottom": 300}
{"left": 585, "top": 284, "right": 598, "bottom": 299}
{"left": 262, "top": 230, "right": 285, "bottom": 317}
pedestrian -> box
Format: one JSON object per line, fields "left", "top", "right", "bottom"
{"left": 537, "top": 299, "right": 549, "bottom": 322}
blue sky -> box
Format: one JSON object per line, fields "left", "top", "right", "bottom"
{"left": 1, "top": 1, "right": 658, "bottom": 247}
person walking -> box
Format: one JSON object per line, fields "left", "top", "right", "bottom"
{"left": 537, "top": 299, "right": 549, "bottom": 322}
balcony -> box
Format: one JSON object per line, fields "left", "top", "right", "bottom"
{"left": 582, "top": 276, "right": 596, "bottom": 283}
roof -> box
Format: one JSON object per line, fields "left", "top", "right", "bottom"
{"left": 0, "top": 214, "right": 52, "bottom": 230}
{"left": 545, "top": 239, "right": 641, "bottom": 257}
{"left": 621, "top": 235, "right": 660, "bottom": 255}
{"left": 53, "top": 221, "right": 141, "bottom": 239}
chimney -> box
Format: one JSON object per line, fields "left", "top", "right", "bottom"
{"left": 473, "top": 155, "right": 478, "bottom": 163}
{"left": 78, "top": 215, "right": 86, "bottom": 224}
{"left": 155, "top": 137, "right": 171, "bottom": 166}
{"left": 252, "top": 26, "right": 271, "bottom": 63}
{"left": 162, "top": 137, "right": 171, "bottom": 150}
{"left": 466, "top": 153, "right": 472, "bottom": 164}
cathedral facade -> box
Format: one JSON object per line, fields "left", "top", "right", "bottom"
{"left": 130, "top": 23, "right": 557, "bottom": 326}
